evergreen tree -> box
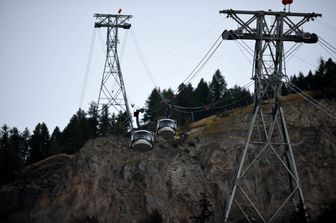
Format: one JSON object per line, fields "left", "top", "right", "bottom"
{"left": 62, "top": 109, "right": 89, "bottom": 153}
{"left": 162, "top": 88, "right": 175, "bottom": 101}
{"left": 176, "top": 83, "right": 194, "bottom": 125}
{"left": 144, "top": 88, "right": 165, "bottom": 122}
{"left": 321, "top": 58, "right": 336, "bottom": 98}
{"left": 176, "top": 83, "right": 194, "bottom": 107}
{"left": 296, "top": 72, "right": 306, "bottom": 90}
{"left": 314, "top": 58, "right": 325, "bottom": 93}
{"left": 0, "top": 125, "right": 11, "bottom": 182}
{"left": 306, "top": 70, "right": 314, "bottom": 90}
{"left": 194, "top": 78, "right": 211, "bottom": 106}
{"left": 8, "top": 127, "right": 24, "bottom": 167}
{"left": 21, "top": 127, "right": 30, "bottom": 163}
{"left": 98, "top": 104, "right": 111, "bottom": 136}
{"left": 0, "top": 125, "right": 26, "bottom": 181}
{"left": 28, "top": 123, "right": 50, "bottom": 163}
{"left": 88, "top": 101, "right": 99, "bottom": 138}
{"left": 111, "top": 112, "right": 128, "bottom": 135}
{"left": 223, "top": 85, "right": 253, "bottom": 110}
{"left": 194, "top": 78, "right": 211, "bottom": 120}
{"left": 209, "top": 69, "right": 227, "bottom": 103}
{"left": 49, "top": 126, "right": 63, "bottom": 155}
{"left": 162, "top": 88, "right": 175, "bottom": 118}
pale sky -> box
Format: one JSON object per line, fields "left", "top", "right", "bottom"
{"left": 1, "top": 0, "right": 335, "bottom": 132}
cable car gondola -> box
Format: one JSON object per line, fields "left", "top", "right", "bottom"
{"left": 156, "top": 118, "right": 177, "bottom": 139}
{"left": 130, "top": 109, "right": 154, "bottom": 152}
{"left": 130, "top": 130, "right": 154, "bottom": 152}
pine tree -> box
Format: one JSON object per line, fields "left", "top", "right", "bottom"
{"left": 321, "top": 58, "right": 336, "bottom": 98}
{"left": 209, "top": 69, "right": 227, "bottom": 103}
{"left": 0, "top": 125, "right": 11, "bottom": 182}
{"left": 111, "top": 112, "right": 128, "bottom": 135}
{"left": 194, "top": 78, "right": 211, "bottom": 106}
{"left": 176, "top": 83, "right": 194, "bottom": 125}
{"left": 176, "top": 83, "right": 194, "bottom": 107}
{"left": 88, "top": 101, "right": 99, "bottom": 138}
{"left": 162, "top": 88, "right": 175, "bottom": 118}
{"left": 49, "top": 126, "right": 63, "bottom": 155}
{"left": 194, "top": 78, "right": 211, "bottom": 120}
{"left": 29, "top": 123, "right": 50, "bottom": 163}
{"left": 62, "top": 109, "right": 89, "bottom": 153}
{"left": 144, "top": 88, "right": 165, "bottom": 122}
{"left": 98, "top": 104, "right": 111, "bottom": 136}
{"left": 224, "top": 85, "right": 253, "bottom": 110}
{"left": 21, "top": 127, "right": 30, "bottom": 164}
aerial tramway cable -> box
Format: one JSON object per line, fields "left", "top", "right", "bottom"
{"left": 317, "top": 35, "right": 336, "bottom": 60}
{"left": 130, "top": 27, "right": 255, "bottom": 116}
{"left": 145, "top": 18, "right": 225, "bottom": 58}
{"left": 318, "top": 42, "right": 336, "bottom": 61}
{"left": 178, "top": 35, "right": 223, "bottom": 88}
{"left": 287, "top": 83, "right": 336, "bottom": 120}
{"left": 317, "top": 20, "right": 336, "bottom": 33}
{"left": 79, "top": 28, "right": 96, "bottom": 108}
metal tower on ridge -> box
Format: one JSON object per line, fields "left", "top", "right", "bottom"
{"left": 220, "top": 9, "right": 321, "bottom": 222}
{"left": 94, "top": 13, "right": 133, "bottom": 129}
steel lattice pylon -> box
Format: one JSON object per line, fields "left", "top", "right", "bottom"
{"left": 220, "top": 9, "right": 321, "bottom": 222}
{"left": 94, "top": 13, "right": 133, "bottom": 129}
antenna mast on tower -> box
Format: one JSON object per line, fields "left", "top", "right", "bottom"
{"left": 220, "top": 7, "right": 321, "bottom": 222}
{"left": 94, "top": 12, "right": 133, "bottom": 129}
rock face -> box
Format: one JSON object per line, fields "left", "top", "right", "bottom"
{"left": 1, "top": 97, "right": 336, "bottom": 223}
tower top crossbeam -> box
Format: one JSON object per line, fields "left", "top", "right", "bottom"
{"left": 220, "top": 9, "right": 321, "bottom": 17}
{"left": 94, "top": 14, "right": 132, "bottom": 29}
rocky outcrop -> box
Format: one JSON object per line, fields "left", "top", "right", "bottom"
{"left": 1, "top": 97, "right": 336, "bottom": 222}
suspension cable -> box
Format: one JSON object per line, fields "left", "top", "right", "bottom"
{"left": 145, "top": 18, "right": 225, "bottom": 58}
{"left": 184, "top": 39, "right": 224, "bottom": 85}
{"left": 120, "top": 29, "right": 129, "bottom": 62}
{"left": 228, "top": 32, "right": 254, "bottom": 64}
{"left": 318, "top": 42, "right": 336, "bottom": 61}
{"left": 129, "top": 28, "right": 254, "bottom": 117}
{"left": 79, "top": 28, "right": 96, "bottom": 108}
{"left": 285, "top": 43, "right": 303, "bottom": 63}
{"left": 178, "top": 35, "right": 223, "bottom": 89}
{"left": 317, "top": 20, "right": 336, "bottom": 33}
{"left": 287, "top": 83, "right": 336, "bottom": 120}
{"left": 97, "top": 29, "right": 106, "bottom": 54}
{"left": 318, "top": 35, "right": 336, "bottom": 53}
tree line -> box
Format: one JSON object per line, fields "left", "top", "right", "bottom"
{"left": 1, "top": 58, "right": 336, "bottom": 183}
{"left": 143, "top": 69, "right": 253, "bottom": 126}
{"left": 286, "top": 58, "right": 336, "bottom": 98}
{"left": 0, "top": 103, "right": 126, "bottom": 183}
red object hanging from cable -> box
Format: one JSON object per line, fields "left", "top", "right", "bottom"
{"left": 282, "top": 0, "right": 293, "bottom": 5}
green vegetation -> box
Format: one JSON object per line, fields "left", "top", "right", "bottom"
{"left": 0, "top": 101, "right": 128, "bottom": 183}
{"left": 287, "top": 58, "right": 336, "bottom": 98}
{"left": 144, "top": 69, "right": 253, "bottom": 126}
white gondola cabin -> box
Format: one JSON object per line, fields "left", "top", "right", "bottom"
{"left": 156, "top": 119, "right": 177, "bottom": 139}
{"left": 130, "top": 130, "right": 154, "bottom": 152}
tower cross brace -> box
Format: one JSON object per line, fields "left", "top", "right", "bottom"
{"left": 220, "top": 9, "right": 321, "bottom": 222}
{"left": 94, "top": 13, "right": 133, "bottom": 129}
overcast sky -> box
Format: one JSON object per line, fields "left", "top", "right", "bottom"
{"left": 1, "top": 0, "right": 335, "bottom": 132}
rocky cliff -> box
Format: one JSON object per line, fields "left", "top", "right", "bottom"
{"left": 1, "top": 95, "right": 336, "bottom": 223}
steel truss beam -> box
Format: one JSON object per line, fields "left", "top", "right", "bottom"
{"left": 220, "top": 9, "right": 321, "bottom": 222}
{"left": 94, "top": 14, "right": 133, "bottom": 129}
